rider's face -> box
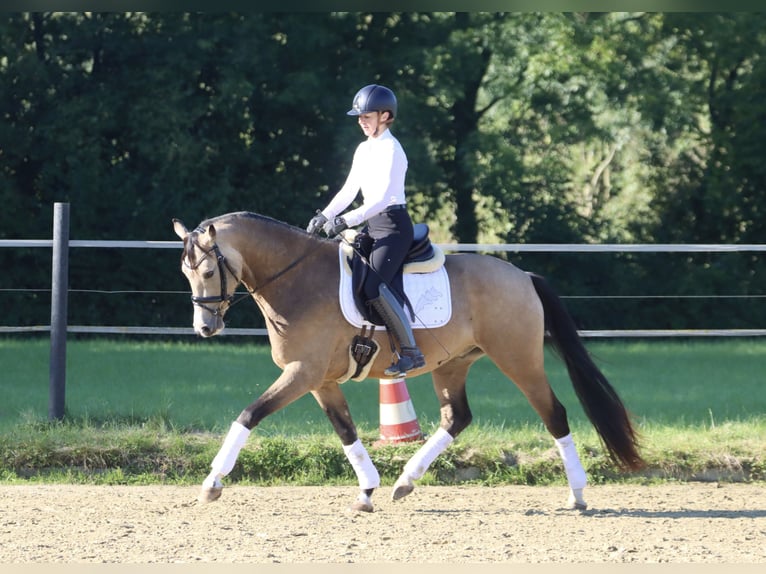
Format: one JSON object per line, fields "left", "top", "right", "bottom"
{"left": 358, "top": 111, "right": 388, "bottom": 137}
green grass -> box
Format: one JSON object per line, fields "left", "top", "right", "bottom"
{"left": 1, "top": 337, "right": 765, "bottom": 485}
{"left": 5, "top": 338, "right": 765, "bottom": 432}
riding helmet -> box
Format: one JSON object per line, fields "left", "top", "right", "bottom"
{"left": 347, "top": 84, "right": 397, "bottom": 119}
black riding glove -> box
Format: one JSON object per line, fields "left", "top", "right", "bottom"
{"left": 306, "top": 210, "right": 328, "bottom": 235}
{"left": 323, "top": 216, "right": 348, "bottom": 238}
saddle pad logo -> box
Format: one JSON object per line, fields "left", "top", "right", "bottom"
{"left": 338, "top": 249, "right": 452, "bottom": 329}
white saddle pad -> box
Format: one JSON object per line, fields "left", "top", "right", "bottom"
{"left": 338, "top": 248, "right": 452, "bottom": 329}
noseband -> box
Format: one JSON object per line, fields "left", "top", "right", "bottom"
{"left": 184, "top": 241, "right": 240, "bottom": 317}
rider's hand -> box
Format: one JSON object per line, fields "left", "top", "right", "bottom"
{"left": 306, "top": 210, "right": 328, "bottom": 235}
{"left": 323, "top": 216, "right": 348, "bottom": 238}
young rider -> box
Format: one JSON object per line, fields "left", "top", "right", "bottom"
{"left": 306, "top": 84, "right": 425, "bottom": 377}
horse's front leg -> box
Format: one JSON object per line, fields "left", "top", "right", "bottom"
{"left": 312, "top": 383, "right": 379, "bottom": 513}
{"left": 198, "top": 362, "right": 315, "bottom": 503}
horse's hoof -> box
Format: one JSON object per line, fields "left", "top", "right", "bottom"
{"left": 349, "top": 499, "right": 374, "bottom": 513}
{"left": 391, "top": 477, "right": 414, "bottom": 501}
{"left": 197, "top": 486, "right": 223, "bottom": 504}
{"left": 349, "top": 492, "right": 374, "bottom": 513}
{"left": 567, "top": 499, "right": 588, "bottom": 510}
{"left": 567, "top": 489, "right": 587, "bottom": 510}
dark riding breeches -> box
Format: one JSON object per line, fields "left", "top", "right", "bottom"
{"left": 362, "top": 206, "right": 414, "bottom": 302}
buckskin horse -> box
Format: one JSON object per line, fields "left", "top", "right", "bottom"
{"left": 173, "top": 211, "right": 643, "bottom": 512}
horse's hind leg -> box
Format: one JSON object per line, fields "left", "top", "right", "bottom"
{"left": 492, "top": 350, "right": 588, "bottom": 510}
{"left": 392, "top": 353, "right": 477, "bottom": 501}
{"left": 311, "top": 383, "right": 380, "bottom": 513}
{"left": 525, "top": 381, "right": 588, "bottom": 509}
{"left": 554, "top": 430, "right": 588, "bottom": 510}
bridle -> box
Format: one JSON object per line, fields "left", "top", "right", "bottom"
{"left": 184, "top": 240, "right": 244, "bottom": 317}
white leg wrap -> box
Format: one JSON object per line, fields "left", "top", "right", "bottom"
{"left": 343, "top": 439, "right": 380, "bottom": 490}
{"left": 403, "top": 427, "right": 454, "bottom": 481}
{"left": 555, "top": 433, "right": 587, "bottom": 491}
{"left": 204, "top": 421, "right": 251, "bottom": 487}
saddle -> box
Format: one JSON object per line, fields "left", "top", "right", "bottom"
{"left": 341, "top": 223, "right": 445, "bottom": 323}
{"left": 340, "top": 223, "right": 445, "bottom": 278}
{"left": 337, "top": 223, "right": 446, "bottom": 382}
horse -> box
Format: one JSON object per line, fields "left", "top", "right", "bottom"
{"left": 172, "top": 211, "right": 643, "bottom": 512}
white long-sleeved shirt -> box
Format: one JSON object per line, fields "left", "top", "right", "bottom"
{"left": 321, "top": 129, "right": 408, "bottom": 228}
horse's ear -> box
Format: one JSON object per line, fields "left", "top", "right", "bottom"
{"left": 207, "top": 224, "right": 216, "bottom": 240}
{"left": 173, "top": 219, "right": 189, "bottom": 239}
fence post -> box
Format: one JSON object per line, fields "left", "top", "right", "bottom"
{"left": 49, "top": 202, "right": 69, "bottom": 421}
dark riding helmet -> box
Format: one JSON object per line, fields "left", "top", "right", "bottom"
{"left": 347, "top": 84, "right": 397, "bottom": 119}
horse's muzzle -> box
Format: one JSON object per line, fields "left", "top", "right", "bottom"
{"left": 198, "top": 325, "right": 215, "bottom": 337}
{"left": 194, "top": 308, "right": 225, "bottom": 337}
{"left": 196, "top": 320, "right": 224, "bottom": 337}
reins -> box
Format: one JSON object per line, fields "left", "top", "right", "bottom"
{"left": 186, "top": 233, "right": 323, "bottom": 315}
{"left": 249, "top": 244, "right": 320, "bottom": 294}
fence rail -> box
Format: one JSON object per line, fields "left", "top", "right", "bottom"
{"left": 2, "top": 226, "right": 765, "bottom": 338}
{"left": 2, "top": 242, "right": 764, "bottom": 339}
{"left": 3, "top": 325, "right": 766, "bottom": 338}
{"left": 4, "top": 239, "right": 766, "bottom": 252}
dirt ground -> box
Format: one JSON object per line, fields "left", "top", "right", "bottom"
{"left": 0, "top": 483, "right": 764, "bottom": 564}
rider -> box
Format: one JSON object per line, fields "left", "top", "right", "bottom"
{"left": 306, "top": 84, "right": 425, "bottom": 377}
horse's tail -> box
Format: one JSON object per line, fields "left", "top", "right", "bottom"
{"left": 529, "top": 272, "right": 644, "bottom": 471}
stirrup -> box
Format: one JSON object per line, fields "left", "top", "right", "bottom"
{"left": 383, "top": 347, "right": 425, "bottom": 377}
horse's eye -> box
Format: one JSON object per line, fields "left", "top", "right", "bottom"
{"left": 202, "top": 270, "right": 215, "bottom": 279}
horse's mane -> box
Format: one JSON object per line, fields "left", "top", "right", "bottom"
{"left": 197, "top": 211, "right": 281, "bottom": 230}
{"left": 196, "top": 211, "right": 309, "bottom": 237}
{"left": 194, "top": 211, "right": 334, "bottom": 251}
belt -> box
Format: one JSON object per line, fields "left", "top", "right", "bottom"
{"left": 384, "top": 204, "right": 407, "bottom": 212}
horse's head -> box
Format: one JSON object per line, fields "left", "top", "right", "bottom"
{"left": 173, "top": 218, "right": 243, "bottom": 337}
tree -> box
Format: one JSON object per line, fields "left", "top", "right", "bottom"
{"left": 1, "top": 12, "right": 764, "bottom": 331}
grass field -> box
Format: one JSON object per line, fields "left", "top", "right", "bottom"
{"left": 3, "top": 337, "right": 764, "bottom": 432}
{"left": 1, "top": 336, "right": 764, "bottom": 485}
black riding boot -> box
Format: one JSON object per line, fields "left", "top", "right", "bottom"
{"left": 369, "top": 283, "right": 425, "bottom": 377}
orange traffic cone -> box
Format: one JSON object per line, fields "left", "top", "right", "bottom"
{"left": 376, "top": 377, "right": 423, "bottom": 445}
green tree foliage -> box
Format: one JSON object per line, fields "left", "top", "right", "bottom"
{"left": 1, "top": 12, "right": 764, "bottom": 331}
